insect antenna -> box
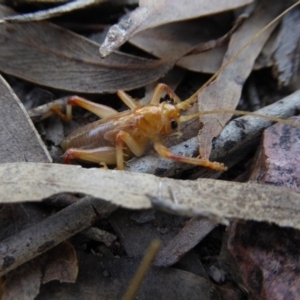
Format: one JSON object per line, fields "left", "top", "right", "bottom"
{"left": 176, "top": 0, "right": 300, "bottom": 111}
{"left": 179, "top": 110, "right": 300, "bottom": 129}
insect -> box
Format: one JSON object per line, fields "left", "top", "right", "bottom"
{"left": 60, "top": 84, "right": 227, "bottom": 172}
{"left": 59, "top": 1, "right": 300, "bottom": 172}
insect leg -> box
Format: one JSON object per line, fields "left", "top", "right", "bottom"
{"left": 64, "top": 146, "right": 117, "bottom": 165}
{"left": 150, "top": 83, "right": 181, "bottom": 105}
{"left": 117, "top": 91, "right": 139, "bottom": 110}
{"left": 67, "top": 96, "right": 118, "bottom": 119}
{"left": 50, "top": 103, "right": 72, "bottom": 122}
{"left": 153, "top": 141, "right": 227, "bottom": 172}
{"left": 116, "top": 131, "right": 146, "bottom": 170}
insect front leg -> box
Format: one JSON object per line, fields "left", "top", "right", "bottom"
{"left": 64, "top": 146, "right": 117, "bottom": 165}
{"left": 153, "top": 141, "right": 227, "bottom": 172}
{"left": 150, "top": 83, "right": 181, "bottom": 105}
{"left": 67, "top": 96, "right": 118, "bottom": 119}
{"left": 116, "top": 131, "right": 146, "bottom": 170}
{"left": 117, "top": 91, "right": 139, "bottom": 110}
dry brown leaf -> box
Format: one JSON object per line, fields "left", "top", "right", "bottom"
{"left": 2, "top": 243, "right": 76, "bottom": 300}
{"left": 43, "top": 242, "right": 78, "bottom": 284}
{"left": 110, "top": 209, "right": 186, "bottom": 257}
{"left": 0, "top": 75, "right": 51, "bottom": 163}
{"left": 2, "top": 256, "right": 45, "bottom": 300}
{"left": 0, "top": 5, "right": 173, "bottom": 93}
{"left": 129, "top": 14, "right": 248, "bottom": 73}
{"left": 177, "top": 46, "right": 226, "bottom": 74}
{"left": 197, "top": 1, "right": 285, "bottom": 160}
{"left": 129, "top": 18, "right": 228, "bottom": 73}
{"left": 99, "top": 0, "right": 254, "bottom": 57}
{"left": 2, "top": 163, "right": 300, "bottom": 230}
{"left": 130, "top": 19, "right": 216, "bottom": 59}
{"left": 110, "top": 209, "right": 207, "bottom": 276}
{"left": 37, "top": 252, "right": 212, "bottom": 300}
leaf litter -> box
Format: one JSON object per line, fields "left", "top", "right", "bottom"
{"left": 2, "top": 162, "right": 300, "bottom": 229}
{"left": 0, "top": 74, "right": 51, "bottom": 163}
{"left": 0, "top": 5, "right": 174, "bottom": 93}
{"left": 99, "top": 0, "right": 254, "bottom": 57}
{"left": 195, "top": 0, "right": 286, "bottom": 160}
{"left": 1, "top": 1, "right": 300, "bottom": 299}
{"left": 129, "top": 13, "right": 248, "bottom": 73}
{"left": 0, "top": 0, "right": 107, "bottom": 23}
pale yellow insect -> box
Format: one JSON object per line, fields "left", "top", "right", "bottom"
{"left": 58, "top": 1, "right": 300, "bottom": 172}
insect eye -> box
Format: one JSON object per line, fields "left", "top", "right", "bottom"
{"left": 170, "top": 119, "right": 178, "bottom": 130}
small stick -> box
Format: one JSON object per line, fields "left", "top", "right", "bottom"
{"left": 0, "top": 196, "right": 117, "bottom": 276}
{"left": 122, "top": 239, "right": 161, "bottom": 300}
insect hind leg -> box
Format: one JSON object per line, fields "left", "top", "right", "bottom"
{"left": 153, "top": 141, "right": 227, "bottom": 172}
{"left": 64, "top": 146, "right": 117, "bottom": 165}
{"left": 116, "top": 131, "right": 146, "bottom": 170}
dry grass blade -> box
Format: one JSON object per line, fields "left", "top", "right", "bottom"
{"left": 122, "top": 239, "right": 161, "bottom": 300}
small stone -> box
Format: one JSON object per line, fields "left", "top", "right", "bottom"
{"left": 102, "top": 270, "right": 110, "bottom": 277}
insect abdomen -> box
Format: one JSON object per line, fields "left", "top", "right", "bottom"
{"left": 61, "top": 120, "right": 115, "bottom": 150}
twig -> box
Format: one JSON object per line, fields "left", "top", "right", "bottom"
{"left": 0, "top": 196, "right": 117, "bottom": 276}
